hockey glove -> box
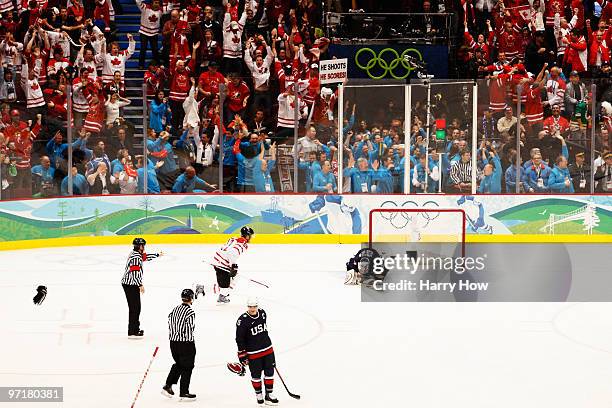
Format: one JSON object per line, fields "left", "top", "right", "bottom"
{"left": 238, "top": 350, "right": 249, "bottom": 366}
{"left": 230, "top": 264, "right": 238, "bottom": 278}
{"left": 194, "top": 284, "right": 205, "bottom": 299}
{"left": 227, "top": 362, "right": 246, "bottom": 376}
{"left": 33, "top": 285, "right": 47, "bottom": 305}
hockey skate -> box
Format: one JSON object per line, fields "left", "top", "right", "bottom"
{"left": 178, "top": 393, "right": 196, "bottom": 402}
{"left": 161, "top": 384, "right": 174, "bottom": 398}
{"left": 265, "top": 392, "right": 279, "bottom": 405}
{"left": 217, "top": 294, "right": 230, "bottom": 304}
{"left": 256, "top": 392, "right": 264, "bottom": 405}
{"left": 128, "top": 330, "right": 144, "bottom": 339}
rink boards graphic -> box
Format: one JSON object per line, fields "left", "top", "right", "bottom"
{"left": 0, "top": 194, "right": 610, "bottom": 249}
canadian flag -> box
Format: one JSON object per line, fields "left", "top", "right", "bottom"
{"left": 516, "top": 5, "right": 535, "bottom": 23}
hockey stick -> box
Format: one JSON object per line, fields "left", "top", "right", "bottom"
{"left": 248, "top": 278, "right": 270, "bottom": 288}
{"left": 130, "top": 346, "right": 159, "bottom": 408}
{"left": 274, "top": 366, "right": 301, "bottom": 399}
{"left": 203, "top": 260, "right": 271, "bottom": 290}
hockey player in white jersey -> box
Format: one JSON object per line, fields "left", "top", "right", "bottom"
{"left": 197, "top": 226, "right": 254, "bottom": 304}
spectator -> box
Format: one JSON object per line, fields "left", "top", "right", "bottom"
{"left": 149, "top": 91, "right": 170, "bottom": 133}
{"left": 548, "top": 155, "right": 574, "bottom": 193}
{"left": 244, "top": 37, "right": 273, "bottom": 113}
{"left": 251, "top": 142, "right": 276, "bottom": 192}
{"left": 413, "top": 153, "right": 440, "bottom": 193}
{"left": 172, "top": 165, "right": 216, "bottom": 193}
{"left": 568, "top": 151, "right": 590, "bottom": 192}
{"left": 594, "top": 151, "right": 612, "bottom": 192}
{"left": 136, "top": 0, "right": 162, "bottom": 69}
{"left": 111, "top": 155, "right": 139, "bottom": 194}
{"left": 543, "top": 104, "right": 570, "bottom": 137}
{"left": 31, "top": 155, "right": 56, "bottom": 197}
{"left": 168, "top": 42, "right": 199, "bottom": 135}
{"left": 86, "top": 161, "right": 117, "bottom": 194}
{"left": 144, "top": 61, "right": 166, "bottom": 97}
{"left": 505, "top": 151, "right": 526, "bottom": 193}
{"left": 96, "top": 34, "right": 136, "bottom": 84}
{"left": 564, "top": 71, "right": 588, "bottom": 119}
{"left": 477, "top": 148, "right": 502, "bottom": 193}
{"left": 313, "top": 159, "right": 337, "bottom": 193}
{"left": 497, "top": 107, "right": 517, "bottom": 136}
{"left": 523, "top": 153, "right": 552, "bottom": 192}
{"left": 221, "top": 3, "right": 247, "bottom": 73}
{"left": 105, "top": 93, "right": 131, "bottom": 127}
{"left": 136, "top": 155, "right": 162, "bottom": 193}
{"left": 225, "top": 72, "right": 250, "bottom": 125}
{"left": 61, "top": 166, "right": 89, "bottom": 195}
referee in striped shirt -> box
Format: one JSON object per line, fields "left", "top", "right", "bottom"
{"left": 121, "top": 237, "right": 163, "bottom": 338}
{"left": 162, "top": 289, "right": 198, "bottom": 401}
{"left": 449, "top": 149, "right": 473, "bottom": 192}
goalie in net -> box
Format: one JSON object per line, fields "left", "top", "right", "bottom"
{"left": 345, "top": 208, "right": 466, "bottom": 285}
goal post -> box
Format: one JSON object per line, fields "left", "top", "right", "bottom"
{"left": 368, "top": 208, "right": 466, "bottom": 258}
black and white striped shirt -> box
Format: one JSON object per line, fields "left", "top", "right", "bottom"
{"left": 450, "top": 160, "right": 472, "bottom": 185}
{"left": 168, "top": 303, "right": 196, "bottom": 342}
{"left": 121, "top": 250, "right": 160, "bottom": 286}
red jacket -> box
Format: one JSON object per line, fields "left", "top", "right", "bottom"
{"left": 226, "top": 80, "right": 250, "bottom": 113}
{"left": 8, "top": 123, "right": 41, "bottom": 169}
{"left": 588, "top": 27, "right": 610, "bottom": 66}
{"left": 169, "top": 57, "right": 194, "bottom": 101}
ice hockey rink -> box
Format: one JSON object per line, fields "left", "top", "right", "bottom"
{"left": 2, "top": 243, "right": 612, "bottom": 408}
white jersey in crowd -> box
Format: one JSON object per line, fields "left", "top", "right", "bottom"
{"left": 95, "top": 37, "right": 136, "bottom": 83}
{"left": 210, "top": 237, "right": 248, "bottom": 271}
{"left": 135, "top": 0, "right": 162, "bottom": 37}
{"left": 277, "top": 93, "right": 308, "bottom": 128}
{"left": 222, "top": 11, "right": 247, "bottom": 59}
{"left": 244, "top": 45, "right": 274, "bottom": 89}
{"left": 72, "top": 78, "right": 90, "bottom": 113}
{"left": 21, "top": 63, "right": 45, "bottom": 109}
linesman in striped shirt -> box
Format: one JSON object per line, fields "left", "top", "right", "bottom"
{"left": 121, "top": 237, "right": 163, "bottom": 338}
{"left": 162, "top": 289, "right": 197, "bottom": 401}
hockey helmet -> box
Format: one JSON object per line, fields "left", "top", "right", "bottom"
{"left": 132, "top": 237, "right": 146, "bottom": 246}
{"left": 240, "top": 226, "right": 254, "bottom": 238}
{"left": 181, "top": 288, "right": 195, "bottom": 301}
{"left": 246, "top": 297, "right": 258, "bottom": 307}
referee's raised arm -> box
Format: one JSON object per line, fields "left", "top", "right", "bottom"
{"left": 162, "top": 289, "right": 197, "bottom": 402}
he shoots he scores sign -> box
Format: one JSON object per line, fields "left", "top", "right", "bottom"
{"left": 319, "top": 58, "right": 348, "bottom": 84}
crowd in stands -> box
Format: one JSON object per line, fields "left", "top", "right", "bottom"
{"left": 0, "top": 0, "right": 609, "bottom": 199}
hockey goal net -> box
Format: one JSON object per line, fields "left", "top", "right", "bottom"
{"left": 368, "top": 208, "right": 466, "bottom": 257}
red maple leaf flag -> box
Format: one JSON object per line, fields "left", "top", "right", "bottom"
{"left": 516, "top": 5, "right": 534, "bottom": 23}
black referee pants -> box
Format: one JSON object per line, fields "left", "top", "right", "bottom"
{"left": 122, "top": 284, "right": 141, "bottom": 335}
{"left": 166, "top": 341, "right": 196, "bottom": 395}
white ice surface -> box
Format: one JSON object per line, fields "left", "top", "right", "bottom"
{"left": 0, "top": 244, "right": 611, "bottom": 407}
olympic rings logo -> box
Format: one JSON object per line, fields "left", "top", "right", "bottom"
{"left": 355, "top": 48, "right": 424, "bottom": 80}
{"left": 376, "top": 200, "right": 440, "bottom": 229}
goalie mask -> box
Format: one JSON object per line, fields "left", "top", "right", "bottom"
{"left": 345, "top": 247, "right": 388, "bottom": 285}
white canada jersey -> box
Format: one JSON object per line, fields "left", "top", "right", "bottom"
{"left": 95, "top": 38, "right": 136, "bottom": 83}
{"left": 211, "top": 237, "right": 248, "bottom": 271}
